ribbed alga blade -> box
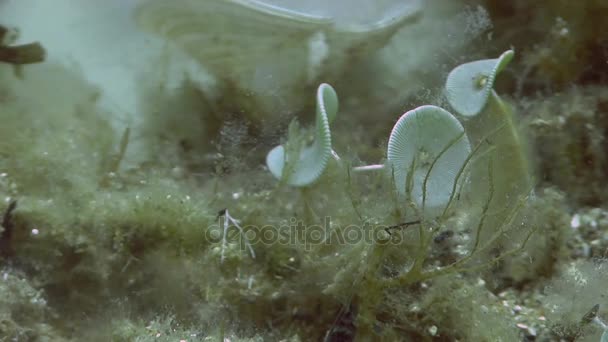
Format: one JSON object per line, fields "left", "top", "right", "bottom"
{"left": 387, "top": 105, "right": 471, "bottom": 216}
{"left": 266, "top": 83, "right": 338, "bottom": 186}
{"left": 445, "top": 50, "right": 514, "bottom": 117}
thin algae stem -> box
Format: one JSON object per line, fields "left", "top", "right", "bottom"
{"left": 421, "top": 131, "right": 466, "bottom": 215}
{"left": 440, "top": 121, "right": 507, "bottom": 219}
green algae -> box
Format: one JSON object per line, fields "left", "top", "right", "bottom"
{"left": 1, "top": 0, "right": 608, "bottom": 340}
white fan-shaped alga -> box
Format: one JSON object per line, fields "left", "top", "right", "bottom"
{"left": 350, "top": 105, "right": 471, "bottom": 217}
{"left": 266, "top": 83, "right": 338, "bottom": 186}
{"left": 445, "top": 49, "right": 514, "bottom": 117}
{"left": 387, "top": 105, "right": 471, "bottom": 215}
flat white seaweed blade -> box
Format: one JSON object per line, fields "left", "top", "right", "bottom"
{"left": 333, "top": 0, "right": 422, "bottom": 34}
{"left": 135, "top": 0, "right": 333, "bottom": 86}
{"left": 445, "top": 50, "right": 514, "bottom": 117}
{"left": 325, "top": 0, "right": 422, "bottom": 67}
{"left": 387, "top": 105, "right": 471, "bottom": 215}
{"left": 265, "top": 0, "right": 422, "bottom": 29}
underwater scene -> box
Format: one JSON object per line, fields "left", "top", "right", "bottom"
{"left": 0, "top": 0, "right": 607, "bottom": 341}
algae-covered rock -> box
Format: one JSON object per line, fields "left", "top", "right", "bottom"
{"left": 526, "top": 86, "right": 608, "bottom": 206}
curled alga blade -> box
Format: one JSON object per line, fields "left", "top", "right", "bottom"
{"left": 266, "top": 83, "right": 338, "bottom": 186}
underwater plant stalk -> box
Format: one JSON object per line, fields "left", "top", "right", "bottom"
{"left": 352, "top": 164, "right": 385, "bottom": 172}
{"left": 470, "top": 90, "right": 533, "bottom": 217}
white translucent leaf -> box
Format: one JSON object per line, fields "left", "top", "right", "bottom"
{"left": 445, "top": 50, "right": 514, "bottom": 117}
{"left": 387, "top": 105, "right": 471, "bottom": 215}
{"left": 266, "top": 0, "right": 422, "bottom": 28}
{"left": 266, "top": 83, "right": 337, "bottom": 186}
